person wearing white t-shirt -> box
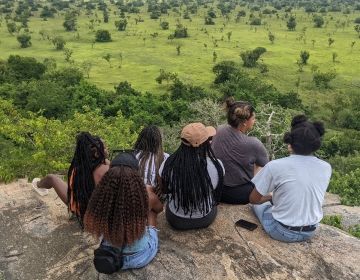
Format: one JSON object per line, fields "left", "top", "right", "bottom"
{"left": 133, "top": 125, "right": 169, "bottom": 187}
{"left": 249, "top": 115, "right": 332, "bottom": 242}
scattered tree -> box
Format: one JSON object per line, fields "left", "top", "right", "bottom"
{"left": 313, "top": 15, "right": 324, "bottom": 28}
{"left": 227, "top": 31, "right": 232, "bottom": 42}
{"left": 17, "top": 34, "right": 31, "bottom": 48}
{"left": 63, "top": 48, "right": 73, "bottom": 63}
{"left": 240, "top": 47, "right": 267, "bottom": 67}
{"left": 268, "top": 32, "right": 275, "bottom": 44}
{"left": 63, "top": 11, "right": 77, "bottom": 31}
{"left": 355, "top": 25, "right": 360, "bottom": 38}
{"left": 300, "top": 50, "right": 310, "bottom": 65}
{"left": 115, "top": 19, "right": 127, "bottom": 31}
{"left": 313, "top": 70, "right": 337, "bottom": 88}
{"left": 102, "top": 53, "right": 112, "bottom": 67}
{"left": 95, "top": 29, "right": 112, "bottom": 42}
{"left": 176, "top": 45, "right": 181, "bottom": 55}
{"left": 174, "top": 24, "right": 188, "bottom": 38}
{"left": 160, "top": 21, "right": 169, "bottom": 30}
{"left": 213, "top": 51, "right": 217, "bottom": 63}
{"left": 332, "top": 52, "right": 338, "bottom": 63}
{"left": 287, "top": 15, "right": 296, "bottom": 31}
{"left": 7, "top": 22, "right": 17, "bottom": 35}
{"left": 52, "top": 36, "right": 66, "bottom": 50}
{"left": 205, "top": 16, "right": 215, "bottom": 25}
{"left": 328, "top": 37, "right": 335, "bottom": 47}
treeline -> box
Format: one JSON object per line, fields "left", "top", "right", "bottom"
{"left": 0, "top": 53, "right": 359, "bottom": 205}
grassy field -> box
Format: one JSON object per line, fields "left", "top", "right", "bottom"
{"left": 0, "top": 2, "right": 359, "bottom": 102}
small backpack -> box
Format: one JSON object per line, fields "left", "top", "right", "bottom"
{"left": 93, "top": 241, "right": 123, "bottom": 274}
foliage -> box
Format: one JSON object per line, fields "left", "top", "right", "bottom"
{"left": 52, "top": 36, "right": 66, "bottom": 50}
{"left": 287, "top": 15, "right": 296, "bottom": 31}
{"left": 115, "top": 19, "right": 127, "bottom": 31}
{"left": 205, "top": 16, "right": 215, "bottom": 25}
{"left": 313, "top": 70, "right": 337, "bottom": 88}
{"left": 95, "top": 29, "right": 112, "bottom": 42}
{"left": 212, "top": 61, "right": 238, "bottom": 84}
{"left": 173, "top": 24, "right": 188, "bottom": 38}
{"left": 321, "top": 215, "right": 342, "bottom": 229}
{"left": 155, "top": 69, "right": 178, "bottom": 85}
{"left": 160, "top": 21, "right": 169, "bottom": 30}
{"left": 313, "top": 15, "right": 324, "bottom": 28}
{"left": 348, "top": 225, "right": 360, "bottom": 238}
{"left": 250, "top": 18, "right": 261, "bottom": 26}
{"left": 17, "top": 34, "right": 31, "bottom": 48}
{"left": 63, "top": 10, "right": 77, "bottom": 31}
{"left": 300, "top": 50, "right": 310, "bottom": 65}
{"left": 328, "top": 169, "right": 360, "bottom": 206}
{"left": 240, "top": 47, "right": 267, "bottom": 67}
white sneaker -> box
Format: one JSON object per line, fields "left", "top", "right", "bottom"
{"left": 32, "top": 178, "right": 49, "bottom": 196}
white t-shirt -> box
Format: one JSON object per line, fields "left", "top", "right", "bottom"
{"left": 252, "top": 155, "right": 332, "bottom": 226}
{"left": 135, "top": 151, "right": 169, "bottom": 186}
{"left": 159, "top": 157, "right": 225, "bottom": 219}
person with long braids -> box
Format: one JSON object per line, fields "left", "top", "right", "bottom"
{"left": 159, "top": 123, "right": 225, "bottom": 230}
{"left": 134, "top": 125, "right": 169, "bottom": 187}
{"left": 211, "top": 98, "right": 269, "bottom": 204}
{"left": 33, "top": 132, "right": 109, "bottom": 227}
{"left": 84, "top": 152, "right": 163, "bottom": 270}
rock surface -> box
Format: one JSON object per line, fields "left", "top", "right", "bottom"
{"left": 0, "top": 181, "right": 360, "bottom": 280}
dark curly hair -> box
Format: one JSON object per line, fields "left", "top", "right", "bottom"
{"left": 134, "top": 125, "right": 164, "bottom": 185}
{"left": 225, "top": 97, "right": 255, "bottom": 129}
{"left": 67, "top": 132, "right": 106, "bottom": 228}
{"left": 84, "top": 166, "right": 149, "bottom": 247}
{"left": 283, "top": 115, "right": 325, "bottom": 155}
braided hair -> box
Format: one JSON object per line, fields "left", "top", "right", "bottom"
{"left": 134, "top": 125, "right": 164, "bottom": 185}
{"left": 67, "top": 132, "right": 106, "bottom": 228}
{"left": 84, "top": 166, "right": 149, "bottom": 247}
{"left": 161, "top": 140, "right": 224, "bottom": 216}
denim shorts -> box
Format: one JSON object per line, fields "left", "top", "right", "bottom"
{"left": 121, "top": 226, "right": 159, "bottom": 270}
{"left": 252, "top": 202, "right": 317, "bottom": 243}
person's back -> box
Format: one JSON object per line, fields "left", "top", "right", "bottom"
{"left": 213, "top": 124, "right": 267, "bottom": 186}
{"left": 250, "top": 115, "right": 332, "bottom": 242}
{"left": 260, "top": 155, "right": 331, "bottom": 226}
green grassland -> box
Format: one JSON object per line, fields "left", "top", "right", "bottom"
{"left": 0, "top": 2, "right": 359, "bottom": 103}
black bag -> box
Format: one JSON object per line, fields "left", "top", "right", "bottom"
{"left": 94, "top": 242, "right": 124, "bottom": 274}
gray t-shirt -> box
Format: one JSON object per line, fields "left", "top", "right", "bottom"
{"left": 212, "top": 124, "right": 269, "bottom": 186}
{"left": 252, "top": 155, "right": 332, "bottom": 226}
{"left": 159, "top": 157, "right": 225, "bottom": 218}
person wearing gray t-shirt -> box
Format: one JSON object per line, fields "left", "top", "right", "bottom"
{"left": 212, "top": 98, "right": 269, "bottom": 204}
{"left": 250, "top": 115, "right": 332, "bottom": 243}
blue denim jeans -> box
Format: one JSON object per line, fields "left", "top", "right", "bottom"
{"left": 252, "top": 202, "right": 316, "bottom": 243}
{"left": 121, "top": 226, "right": 159, "bottom": 270}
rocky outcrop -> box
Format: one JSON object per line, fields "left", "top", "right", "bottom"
{"left": 0, "top": 182, "right": 359, "bottom": 280}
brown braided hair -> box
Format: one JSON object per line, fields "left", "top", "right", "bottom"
{"left": 84, "top": 166, "right": 149, "bottom": 247}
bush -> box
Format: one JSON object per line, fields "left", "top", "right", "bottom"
{"left": 250, "top": 18, "right": 261, "bottom": 25}
{"left": 52, "top": 36, "right": 66, "bottom": 50}
{"left": 300, "top": 50, "right": 310, "bottom": 65}
{"left": 355, "top": 17, "right": 360, "bottom": 24}
{"left": 329, "top": 169, "right": 360, "bottom": 206}
{"left": 287, "top": 15, "right": 296, "bottom": 31}
{"left": 174, "top": 24, "right": 188, "bottom": 38}
{"left": 17, "top": 34, "right": 31, "bottom": 48}
{"left": 160, "top": 21, "right": 169, "bottom": 30}
{"left": 313, "top": 70, "right": 337, "bottom": 88}
{"left": 115, "top": 19, "right": 127, "bottom": 31}
{"left": 95, "top": 29, "right": 112, "bottom": 42}
{"left": 313, "top": 15, "right": 324, "bottom": 28}
{"left": 321, "top": 215, "right": 342, "bottom": 229}
{"left": 240, "top": 47, "right": 267, "bottom": 67}
{"left": 205, "top": 16, "right": 215, "bottom": 25}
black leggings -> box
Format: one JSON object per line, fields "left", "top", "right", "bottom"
{"left": 220, "top": 182, "right": 254, "bottom": 205}
{"left": 165, "top": 204, "right": 217, "bottom": 230}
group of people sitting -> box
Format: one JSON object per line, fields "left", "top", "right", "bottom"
{"left": 34, "top": 97, "right": 332, "bottom": 272}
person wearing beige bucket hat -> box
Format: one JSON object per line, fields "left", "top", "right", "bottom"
{"left": 159, "top": 122, "right": 225, "bottom": 230}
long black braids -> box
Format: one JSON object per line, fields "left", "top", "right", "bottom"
{"left": 134, "top": 125, "right": 164, "bottom": 185}
{"left": 161, "top": 140, "right": 224, "bottom": 216}
{"left": 67, "top": 132, "right": 106, "bottom": 228}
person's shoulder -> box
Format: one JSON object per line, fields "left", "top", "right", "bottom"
{"left": 314, "top": 157, "right": 332, "bottom": 171}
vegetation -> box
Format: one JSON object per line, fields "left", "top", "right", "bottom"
{"left": 0, "top": 0, "right": 359, "bottom": 209}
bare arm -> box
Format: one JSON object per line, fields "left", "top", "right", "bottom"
{"left": 249, "top": 188, "right": 272, "bottom": 204}
{"left": 146, "top": 186, "right": 163, "bottom": 213}
{"left": 93, "top": 164, "right": 110, "bottom": 185}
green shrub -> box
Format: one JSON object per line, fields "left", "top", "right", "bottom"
{"left": 95, "top": 29, "right": 112, "bottom": 42}
{"left": 329, "top": 169, "right": 360, "bottom": 206}
{"left": 348, "top": 225, "right": 360, "bottom": 238}
{"left": 321, "top": 215, "right": 342, "bottom": 229}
